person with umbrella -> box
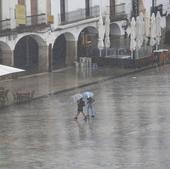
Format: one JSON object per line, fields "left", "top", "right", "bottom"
{"left": 74, "top": 97, "right": 86, "bottom": 120}
{"left": 83, "top": 91, "right": 95, "bottom": 118}
{"left": 86, "top": 97, "right": 95, "bottom": 118}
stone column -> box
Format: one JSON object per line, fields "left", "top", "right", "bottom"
{"left": 65, "top": 40, "right": 76, "bottom": 65}
{"left": 38, "top": 45, "right": 48, "bottom": 72}
{"left": 48, "top": 43, "right": 53, "bottom": 72}
{"left": 3, "top": 49, "right": 13, "bottom": 66}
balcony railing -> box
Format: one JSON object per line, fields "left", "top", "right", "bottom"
{"left": 16, "top": 13, "right": 48, "bottom": 33}
{"left": 26, "top": 13, "right": 47, "bottom": 26}
{"left": 0, "top": 19, "right": 11, "bottom": 37}
{"left": 0, "top": 14, "right": 49, "bottom": 36}
{"left": 110, "top": 3, "right": 127, "bottom": 21}
{"left": 89, "top": 6, "right": 100, "bottom": 18}
{"left": 0, "top": 19, "right": 10, "bottom": 31}
{"left": 59, "top": 5, "right": 99, "bottom": 25}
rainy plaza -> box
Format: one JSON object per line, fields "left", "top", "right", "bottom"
{"left": 1, "top": 64, "right": 170, "bottom": 169}
{"left": 1, "top": 0, "right": 170, "bottom": 169}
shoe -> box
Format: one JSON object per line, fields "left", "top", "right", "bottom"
{"left": 74, "top": 117, "right": 77, "bottom": 120}
{"left": 91, "top": 115, "right": 95, "bottom": 118}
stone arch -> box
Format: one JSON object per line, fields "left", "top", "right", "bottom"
{"left": 110, "top": 23, "right": 129, "bottom": 49}
{"left": 52, "top": 32, "right": 75, "bottom": 69}
{"left": 110, "top": 23, "right": 121, "bottom": 36}
{"left": 165, "top": 30, "right": 170, "bottom": 45}
{"left": 77, "top": 26, "right": 98, "bottom": 59}
{"left": 0, "top": 42, "right": 12, "bottom": 65}
{"left": 14, "top": 34, "right": 47, "bottom": 73}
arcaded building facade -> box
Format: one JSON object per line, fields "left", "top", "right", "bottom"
{"left": 0, "top": 0, "right": 110, "bottom": 73}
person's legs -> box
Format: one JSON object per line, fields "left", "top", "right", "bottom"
{"left": 87, "top": 105, "right": 90, "bottom": 118}
{"left": 81, "top": 111, "right": 87, "bottom": 120}
{"left": 74, "top": 111, "right": 80, "bottom": 119}
{"left": 90, "top": 105, "right": 95, "bottom": 117}
{"left": 88, "top": 105, "right": 95, "bottom": 117}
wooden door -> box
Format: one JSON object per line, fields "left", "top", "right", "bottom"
{"left": 18, "top": 0, "right": 25, "bottom": 5}
{"left": 31, "top": 0, "right": 38, "bottom": 25}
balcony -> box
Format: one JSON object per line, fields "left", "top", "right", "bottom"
{"left": 16, "top": 13, "right": 49, "bottom": 33}
{"left": 0, "top": 19, "right": 11, "bottom": 36}
{"left": 59, "top": 5, "right": 99, "bottom": 25}
{"left": 110, "top": 3, "right": 127, "bottom": 21}
{"left": 26, "top": 13, "right": 47, "bottom": 26}
{"left": 0, "top": 14, "right": 50, "bottom": 37}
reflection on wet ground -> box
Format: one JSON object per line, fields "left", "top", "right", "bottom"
{"left": 1, "top": 65, "right": 170, "bottom": 169}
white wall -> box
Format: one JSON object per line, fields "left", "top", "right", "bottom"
{"left": 25, "top": 0, "right": 31, "bottom": 16}
{"left": 38, "top": 0, "right": 46, "bottom": 14}
{"left": 9, "top": 0, "right": 17, "bottom": 29}
{"left": 115, "top": 0, "right": 125, "bottom": 4}
{"left": 92, "top": 0, "right": 99, "bottom": 6}
{"left": 99, "top": 0, "right": 109, "bottom": 14}
{"left": 51, "top": 0, "right": 60, "bottom": 27}
{"left": 68, "top": 0, "right": 85, "bottom": 11}
{"left": 2, "top": 0, "right": 10, "bottom": 19}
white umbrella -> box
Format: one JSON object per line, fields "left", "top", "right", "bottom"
{"left": 155, "top": 11, "right": 162, "bottom": 48}
{"left": 72, "top": 93, "right": 83, "bottom": 103}
{"left": 136, "top": 13, "right": 144, "bottom": 49}
{"left": 144, "top": 12, "right": 150, "bottom": 38}
{"left": 144, "top": 12, "right": 150, "bottom": 45}
{"left": 150, "top": 13, "right": 156, "bottom": 47}
{"left": 0, "top": 64, "right": 25, "bottom": 76}
{"left": 104, "top": 13, "right": 110, "bottom": 48}
{"left": 98, "top": 8, "right": 104, "bottom": 51}
{"left": 130, "top": 17, "right": 136, "bottom": 52}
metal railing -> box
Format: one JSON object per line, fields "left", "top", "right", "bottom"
{"left": 0, "top": 19, "right": 10, "bottom": 31}
{"left": 79, "top": 47, "right": 131, "bottom": 58}
{"left": 0, "top": 14, "right": 48, "bottom": 36}
{"left": 89, "top": 5, "right": 100, "bottom": 18}
{"left": 110, "top": 3, "right": 127, "bottom": 21}
{"left": 15, "top": 13, "right": 48, "bottom": 33}
{"left": 26, "top": 13, "right": 47, "bottom": 26}
{"left": 0, "top": 19, "right": 11, "bottom": 37}
{"left": 59, "top": 5, "right": 99, "bottom": 25}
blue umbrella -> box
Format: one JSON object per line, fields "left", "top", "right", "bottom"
{"left": 83, "top": 91, "right": 94, "bottom": 98}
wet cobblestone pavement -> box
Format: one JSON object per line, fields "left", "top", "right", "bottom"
{"left": 1, "top": 65, "right": 170, "bottom": 169}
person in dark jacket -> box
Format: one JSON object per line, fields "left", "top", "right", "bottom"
{"left": 74, "top": 98, "right": 86, "bottom": 120}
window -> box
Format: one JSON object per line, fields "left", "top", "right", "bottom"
{"left": 60, "top": 0, "right": 65, "bottom": 22}
{"left": 85, "top": 0, "right": 90, "bottom": 17}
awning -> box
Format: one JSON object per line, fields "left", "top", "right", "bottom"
{"left": 0, "top": 64, "right": 25, "bottom": 76}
